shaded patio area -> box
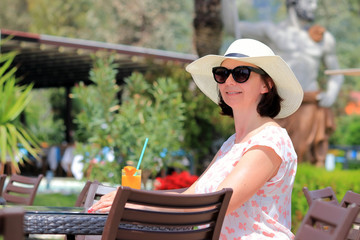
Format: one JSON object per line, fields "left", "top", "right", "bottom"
{"left": 0, "top": 28, "right": 197, "bottom": 139}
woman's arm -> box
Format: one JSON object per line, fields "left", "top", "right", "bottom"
{"left": 88, "top": 189, "right": 118, "bottom": 213}
{"left": 217, "top": 146, "right": 282, "bottom": 215}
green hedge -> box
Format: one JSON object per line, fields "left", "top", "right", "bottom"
{"left": 291, "top": 163, "right": 360, "bottom": 233}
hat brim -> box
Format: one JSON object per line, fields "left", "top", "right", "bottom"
{"left": 186, "top": 55, "right": 304, "bottom": 119}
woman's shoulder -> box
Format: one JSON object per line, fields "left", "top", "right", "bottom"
{"left": 259, "top": 125, "right": 289, "bottom": 138}
{"left": 250, "top": 125, "right": 293, "bottom": 149}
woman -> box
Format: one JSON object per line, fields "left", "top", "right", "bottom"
{"left": 90, "top": 39, "right": 303, "bottom": 239}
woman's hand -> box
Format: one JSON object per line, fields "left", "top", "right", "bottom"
{"left": 87, "top": 189, "right": 118, "bottom": 213}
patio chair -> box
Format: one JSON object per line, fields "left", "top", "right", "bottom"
{"left": 73, "top": 182, "right": 117, "bottom": 240}
{"left": 2, "top": 174, "right": 43, "bottom": 205}
{"left": 295, "top": 200, "right": 359, "bottom": 240}
{"left": 83, "top": 182, "right": 117, "bottom": 210}
{"left": 302, "top": 186, "right": 339, "bottom": 206}
{"left": 82, "top": 182, "right": 187, "bottom": 209}
{"left": 0, "top": 174, "right": 7, "bottom": 205}
{"left": 341, "top": 191, "right": 360, "bottom": 208}
{"left": 67, "top": 180, "right": 98, "bottom": 240}
{"left": 0, "top": 206, "right": 24, "bottom": 240}
{"left": 74, "top": 180, "right": 99, "bottom": 207}
{"left": 340, "top": 191, "right": 360, "bottom": 240}
{"left": 0, "top": 174, "right": 7, "bottom": 195}
{"left": 101, "top": 186, "right": 233, "bottom": 240}
{"left": 160, "top": 187, "right": 188, "bottom": 193}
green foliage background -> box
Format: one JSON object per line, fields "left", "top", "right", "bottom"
{"left": 1, "top": 0, "right": 359, "bottom": 162}
{"left": 71, "top": 56, "right": 190, "bottom": 183}
{"left": 1, "top": 0, "right": 360, "bottom": 156}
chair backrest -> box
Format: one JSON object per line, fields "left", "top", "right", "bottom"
{"left": 101, "top": 186, "right": 233, "bottom": 240}
{"left": 83, "top": 181, "right": 117, "bottom": 210}
{"left": 3, "top": 174, "right": 43, "bottom": 205}
{"left": 0, "top": 207, "right": 24, "bottom": 240}
{"left": 340, "top": 191, "right": 360, "bottom": 240}
{"left": 74, "top": 180, "right": 99, "bottom": 207}
{"left": 73, "top": 182, "right": 116, "bottom": 240}
{"left": 295, "top": 200, "right": 360, "bottom": 240}
{"left": 0, "top": 174, "right": 7, "bottom": 196}
{"left": 341, "top": 191, "right": 360, "bottom": 209}
{"left": 159, "top": 187, "right": 188, "bottom": 193}
{"left": 302, "top": 186, "right": 339, "bottom": 206}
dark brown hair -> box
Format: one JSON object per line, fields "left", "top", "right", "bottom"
{"left": 218, "top": 75, "right": 283, "bottom": 118}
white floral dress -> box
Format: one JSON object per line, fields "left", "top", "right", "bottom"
{"left": 195, "top": 126, "right": 297, "bottom": 240}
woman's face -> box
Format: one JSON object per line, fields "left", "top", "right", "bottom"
{"left": 218, "top": 59, "right": 269, "bottom": 112}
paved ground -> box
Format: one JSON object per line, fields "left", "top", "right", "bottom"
{"left": 38, "top": 177, "right": 86, "bottom": 194}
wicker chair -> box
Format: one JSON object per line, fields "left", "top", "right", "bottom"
{"left": 295, "top": 200, "right": 359, "bottom": 240}
{"left": 2, "top": 174, "right": 43, "bottom": 205}
{"left": 0, "top": 207, "right": 24, "bottom": 240}
{"left": 101, "top": 186, "right": 233, "bottom": 240}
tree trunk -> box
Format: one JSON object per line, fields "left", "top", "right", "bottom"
{"left": 193, "top": 0, "right": 223, "bottom": 57}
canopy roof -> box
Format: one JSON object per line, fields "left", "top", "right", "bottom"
{"left": 0, "top": 29, "right": 197, "bottom": 88}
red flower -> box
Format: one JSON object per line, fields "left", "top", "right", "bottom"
{"left": 154, "top": 171, "right": 198, "bottom": 190}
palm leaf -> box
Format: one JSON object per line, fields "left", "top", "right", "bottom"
{"left": 0, "top": 47, "right": 41, "bottom": 173}
{"left": 16, "top": 125, "right": 42, "bottom": 160}
{"left": 5, "top": 144, "right": 20, "bottom": 173}
{"left": 0, "top": 125, "right": 7, "bottom": 162}
{"left": 0, "top": 52, "right": 17, "bottom": 83}
{"left": 4, "top": 81, "right": 33, "bottom": 121}
{"left": 3, "top": 124, "right": 31, "bottom": 166}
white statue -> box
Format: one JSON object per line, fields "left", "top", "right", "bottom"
{"left": 221, "top": 0, "right": 344, "bottom": 165}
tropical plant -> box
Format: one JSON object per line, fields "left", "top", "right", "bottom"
{"left": 72, "top": 55, "right": 121, "bottom": 183}
{"left": 72, "top": 55, "right": 188, "bottom": 184}
{"left": 0, "top": 45, "right": 42, "bottom": 173}
{"left": 112, "top": 72, "right": 186, "bottom": 174}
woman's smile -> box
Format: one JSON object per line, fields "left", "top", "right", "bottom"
{"left": 226, "top": 90, "right": 242, "bottom": 95}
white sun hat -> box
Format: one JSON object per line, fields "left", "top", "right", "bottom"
{"left": 186, "top": 38, "right": 304, "bottom": 119}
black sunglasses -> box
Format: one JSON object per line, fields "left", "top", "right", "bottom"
{"left": 212, "top": 66, "right": 266, "bottom": 84}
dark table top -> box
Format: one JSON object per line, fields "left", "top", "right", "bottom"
{"left": 2, "top": 205, "right": 196, "bottom": 239}
{"left": 1, "top": 205, "right": 108, "bottom": 236}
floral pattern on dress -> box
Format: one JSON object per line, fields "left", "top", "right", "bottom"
{"left": 195, "top": 126, "right": 297, "bottom": 240}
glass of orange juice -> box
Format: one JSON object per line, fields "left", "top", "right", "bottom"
{"left": 122, "top": 166, "right": 142, "bottom": 189}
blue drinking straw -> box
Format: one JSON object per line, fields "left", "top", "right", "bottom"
{"left": 137, "top": 137, "right": 148, "bottom": 170}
